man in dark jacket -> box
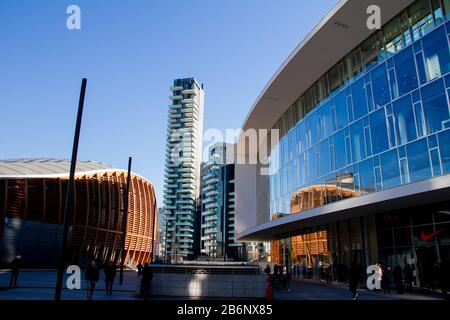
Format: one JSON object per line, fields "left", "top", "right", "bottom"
{"left": 9, "top": 255, "right": 22, "bottom": 288}
{"left": 349, "top": 262, "right": 360, "bottom": 300}
{"left": 137, "top": 263, "right": 143, "bottom": 277}
{"left": 104, "top": 261, "right": 117, "bottom": 296}
{"left": 393, "top": 265, "right": 403, "bottom": 294}
{"left": 141, "top": 263, "right": 154, "bottom": 300}
{"left": 85, "top": 259, "right": 100, "bottom": 300}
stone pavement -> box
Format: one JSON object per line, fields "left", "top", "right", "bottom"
{"left": 0, "top": 269, "right": 141, "bottom": 300}
{"left": 0, "top": 269, "right": 446, "bottom": 300}
{"left": 273, "top": 278, "right": 445, "bottom": 300}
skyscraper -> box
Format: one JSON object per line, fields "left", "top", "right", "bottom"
{"left": 200, "top": 142, "right": 246, "bottom": 261}
{"left": 162, "top": 78, "right": 204, "bottom": 262}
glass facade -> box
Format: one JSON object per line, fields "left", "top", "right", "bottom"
{"left": 267, "top": 2, "right": 450, "bottom": 217}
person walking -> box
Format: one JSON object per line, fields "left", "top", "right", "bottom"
{"left": 141, "top": 263, "right": 153, "bottom": 300}
{"left": 85, "top": 259, "right": 100, "bottom": 300}
{"left": 381, "top": 264, "right": 391, "bottom": 294}
{"left": 393, "top": 265, "right": 403, "bottom": 294}
{"left": 403, "top": 264, "right": 413, "bottom": 292}
{"left": 9, "top": 255, "right": 22, "bottom": 288}
{"left": 137, "top": 263, "right": 143, "bottom": 277}
{"left": 437, "top": 261, "right": 450, "bottom": 300}
{"left": 104, "top": 261, "right": 117, "bottom": 296}
{"left": 349, "top": 261, "right": 360, "bottom": 300}
{"left": 324, "top": 265, "right": 332, "bottom": 284}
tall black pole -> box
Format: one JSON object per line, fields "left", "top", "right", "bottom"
{"left": 119, "top": 156, "right": 132, "bottom": 285}
{"left": 54, "top": 78, "right": 87, "bottom": 300}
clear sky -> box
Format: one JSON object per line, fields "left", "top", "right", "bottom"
{"left": 0, "top": 0, "right": 338, "bottom": 206}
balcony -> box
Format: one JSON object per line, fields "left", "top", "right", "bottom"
{"left": 181, "top": 98, "right": 195, "bottom": 104}
{"left": 170, "top": 85, "right": 184, "bottom": 91}
{"left": 170, "top": 94, "right": 183, "bottom": 100}
{"left": 182, "top": 88, "right": 196, "bottom": 95}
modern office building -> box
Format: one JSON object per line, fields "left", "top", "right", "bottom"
{"left": 236, "top": 0, "right": 450, "bottom": 288}
{"left": 200, "top": 142, "right": 246, "bottom": 260}
{"left": 163, "top": 78, "right": 205, "bottom": 261}
{"left": 0, "top": 158, "right": 158, "bottom": 268}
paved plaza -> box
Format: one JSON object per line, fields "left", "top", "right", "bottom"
{"left": 0, "top": 269, "right": 445, "bottom": 300}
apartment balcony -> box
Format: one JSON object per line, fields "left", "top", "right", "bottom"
{"left": 205, "top": 203, "right": 219, "bottom": 210}
{"left": 201, "top": 222, "right": 216, "bottom": 229}
{"left": 179, "top": 188, "right": 195, "bottom": 194}
{"left": 163, "top": 183, "right": 178, "bottom": 189}
{"left": 164, "top": 194, "right": 177, "bottom": 199}
{"left": 179, "top": 167, "right": 195, "bottom": 173}
{"left": 175, "top": 221, "right": 193, "bottom": 227}
{"left": 170, "top": 85, "right": 184, "bottom": 91}
{"left": 181, "top": 173, "right": 195, "bottom": 179}
{"left": 164, "top": 205, "right": 176, "bottom": 210}
{"left": 168, "top": 113, "right": 181, "bottom": 119}
{"left": 168, "top": 123, "right": 181, "bottom": 129}
{"left": 170, "top": 94, "right": 183, "bottom": 100}
{"left": 181, "top": 88, "right": 196, "bottom": 95}
{"left": 163, "top": 199, "right": 175, "bottom": 205}
{"left": 181, "top": 118, "right": 193, "bottom": 123}
{"left": 164, "top": 173, "right": 178, "bottom": 178}
{"left": 205, "top": 190, "right": 219, "bottom": 197}
{"left": 228, "top": 203, "right": 235, "bottom": 208}
{"left": 181, "top": 98, "right": 195, "bottom": 104}
{"left": 169, "top": 103, "right": 182, "bottom": 109}
{"left": 202, "top": 197, "right": 215, "bottom": 205}
{"left": 180, "top": 184, "right": 195, "bottom": 190}
{"left": 204, "top": 177, "right": 219, "bottom": 185}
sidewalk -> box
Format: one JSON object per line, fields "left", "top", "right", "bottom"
{"left": 273, "top": 278, "right": 445, "bottom": 300}
{"left": 0, "top": 269, "right": 141, "bottom": 300}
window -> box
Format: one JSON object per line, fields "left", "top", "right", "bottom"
{"left": 409, "top": 0, "right": 434, "bottom": 41}
{"left": 381, "top": 149, "right": 401, "bottom": 189}
{"left": 344, "top": 51, "right": 360, "bottom": 81}
{"left": 383, "top": 16, "right": 404, "bottom": 57}
{"left": 370, "top": 108, "right": 390, "bottom": 154}
{"left": 371, "top": 64, "right": 391, "bottom": 108}
{"left": 350, "top": 120, "right": 366, "bottom": 163}
{"left": 329, "top": 63, "right": 342, "bottom": 94}
{"left": 393, "top": 94, "right": 417, "bottom": 145}
{"left": 422, "top": 26, "right": 450, "bottom": 81}
{"left": 333, "top": 130, "right": 347, "bottom": 170}
{"left": 421, "top": 78, "right": 450, "bottom": 134}
{"left": 297, "top": 153, "right": 306, "bottom": 188}
{"left": 361, "top": 33, "right": 380, "bottom": 71}
{"left": 307, "top": 110, "right": 318, "bottom": 146}
{"left": 297, "top": 121, "right": 307, "bottom": 154}
{"left": 406, "top": 138, "right": 432, "bottom": 182}
{"left": 439, "top": 129, "right": 450, "bottom": 173}
{"left": 359, "top": 158, "right": 375, "bottom": 194}
{"left": 307, "top": 148, "right": 318, "bottom": 182}
{"left": 320, "top": 101, "right": 333, "bottom": 138}
{"left": 305, "top": 86, "right": 316, "bottom": 113}
{"left": 394, "top": 46, "right": 419, "bottom": 96}
{"left": 351, "top": 78, "right": 368, "bottom": 120}
{"left": 319, "top": 139, "right": 331, "bottom": 177}
{"left": 335, "top": 91, "right": 348, "bottom": 130}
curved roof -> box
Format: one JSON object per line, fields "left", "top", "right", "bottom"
{"left": 241, "top": 0, "right": 414, "bottom": 136}
{"left": 0, "top": 158, "right": 148, "bottom": 181}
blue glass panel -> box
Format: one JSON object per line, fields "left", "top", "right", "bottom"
{"left": 333, "top": 129, "right": 347, "bottom": 169}
{"left": 380, "top": 149, "right": 401, "bottom": 189}
{"left": 359, "top": 158, "right": 375, "bottom": 194}
{"left": 370, "top": 108, "right": 389, "bottom": 154}
{"left": 319, "top": 139, "right": 331, "bottom": 177}
{"left": 438, "top": 129, "right": 450, "bottom": 173}
{"left": 422, "top": 26, "right": 450, "bottom": 81}
{"left": 288, "top": 128, "right": 297, "bottom": 160}
{"left": 430, "top": 148, "right": 442, "bottom": 176}
{"left": 428, "top": 134, "right": 438, "bottom": 148}
{"left": 297, "top": 153, "right": 306, "bottom": 187}
{"left": 307, "top": 148, "right": 318, "bottom": 182}
{"left": 320, "top": 101, "right": 333, "bottom": 138}
{"left": 335, "top": 91, "right": 348, "bottom": 129}
{"left": 366, "top": 83, "right": 374, "bottom": 112}
{"left": 412, "top": 89, "right": 421, "bottom": 102}
{"left": 413, "top": 41, "right": 422, "bottom": 54}
{"left": 394, "top": 46, "right": 419, "bottom": 96}
{"left": 421, "top": 78, "right": 450, "bottom": 133}
{"left": 371, "top": 63, "right": 391, "bottom": 108}
{"left": 389, "top": 68, "right": 399, "bottom": 100}
{"left": 351, "top": 78, "right": 368, "bottom": 121}
{"left": 415, "top": 52, "right": 428, "bottom": 84}
{"left": 406, "top": 138, "right": 432, "bottom": 182}
{"left": 350, "top": 120, "right": 366, "bottom": 162}
{"left": 445, "top": 73, "right": 450, "bottom": 87}
{"left": 297, "top": 121, "right": 307, "bottom": 154}
{"left": 307, "top": 110, "right": 318, "bottom": 146}
{"left": 393, "top": 94, "right": 417, "bottom": 145}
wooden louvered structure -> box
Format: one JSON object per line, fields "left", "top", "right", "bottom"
{"left": 0, "top": 159, "right": 157, "bottom": 267}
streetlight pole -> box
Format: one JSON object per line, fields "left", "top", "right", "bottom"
{"left": 54, "top": 78, "right": 87, "bottom": 301}
{"left": 119, "top": 156, "right": 132, "bottom": 285}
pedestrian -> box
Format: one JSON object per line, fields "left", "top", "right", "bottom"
{"left": 381, "top": 264, "right": 391, "bottom": 294}
{"left": 9, "top": 255, "right": 22, "bottom": 288}
{"left": 85, "top": 259, "right": 100, "bottom": 300}
{"left": 264, "top": 265, "right": 271, "bottom": 275}
{"left": 437, "top": 261, "right": 450, "bottom": 300}
{"left": 137, "top": 263, "right": 143, "bottom": 277}
{"left": 140, "top": 263, "right": 153, "bottom": 300}
{"left": 324, "top": 265, "right": 332, "bottom": 284}
{"left": 403, "top": 264, "right": 413, "bottom": 292}
{"left": 349, "top": 261, "right": 360, "bottom": 300}
{"left": 393, "top": 265, "right": 403, "bottom": 294}
{"left": 104, "top": 261, "right": 117, "bottom": 296}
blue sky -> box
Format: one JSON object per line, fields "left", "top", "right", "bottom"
{"left": 0, "top": 0, "right": 338, "bottom": 206}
